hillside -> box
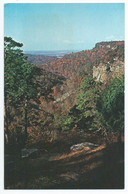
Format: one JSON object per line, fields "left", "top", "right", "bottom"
{"left": 25, "top": 54, "right": 57, "bottom": 65}
{"left": 5, "top": 142, "right": 124, "bottom": 189}
{"left": 38, "top": 41, "right": 124, "bottom": 80}
{"left": 36, "top": 41, "right": 124, "bottom": 115}
{"left": 24, "top": 40, "right": 124, "bottom": 144}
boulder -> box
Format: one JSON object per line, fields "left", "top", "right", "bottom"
{"left": 21, "top": 148, "right": 38, "bottom": 158}
{"left": 70, "top": 142, "right": 99, "bottom": 152}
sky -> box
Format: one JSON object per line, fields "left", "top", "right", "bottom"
{"left": 4, "top": 3, "right": 124, "bottom": 51}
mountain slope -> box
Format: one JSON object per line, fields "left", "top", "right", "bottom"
{"left": 36, "top": 41, "right": 124, "bottom": 114}
{"left": 38, "top": 41, "right": 124, "bottom": 81}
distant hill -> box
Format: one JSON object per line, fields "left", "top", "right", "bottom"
{"left": 38, "top": 41, "right": 124, "bottom": 80}
{"left": 25, "top": 50, "right": 79, "bottom": 66}
{"left": 25, "top": 54, "right": 57, "bottom": 66}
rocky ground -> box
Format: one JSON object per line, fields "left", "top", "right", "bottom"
{"left": 5, "top": 141, "right": 124, "bottom": 189}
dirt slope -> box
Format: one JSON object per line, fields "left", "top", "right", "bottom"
{"left": 5, "top": 142, "right": 124, "bottom": 189}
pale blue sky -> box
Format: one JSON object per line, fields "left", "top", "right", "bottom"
{"left": 4, "top": 3, "right": 124, "bottom": 51}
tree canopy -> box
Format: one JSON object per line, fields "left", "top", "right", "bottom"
{"left": 4, "top": 37, "right": 41, "bottom": 147}
{"left": 97, "top": 75, "right": 124, "bottom": 132}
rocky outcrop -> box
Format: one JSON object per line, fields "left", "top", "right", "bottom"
{"left": 95, "top": 41, "right": 124, "bottom": 50}
{"left": 93, "top": 41, "right": 124, "bottom": 83}
{"left": 93, "top": 60, "right": 124, "bottom": 83}
{"left": 70, "top": 142, "right": 99, "bottom": 152}
{"left": 53, "top": 91, "right": 71, "bottom": 103}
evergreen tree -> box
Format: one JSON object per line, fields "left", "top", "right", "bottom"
{"left": 75, "top": 76, "right": 101, "bottom": 131}
{"left": 4, "top": 37, "right": 40, "bottom": 145}
{"left": 97, "top": 75, "right": 124, "bottom": 134}
{"left": 62, "top": 76, "right": 102, "bottom": 132}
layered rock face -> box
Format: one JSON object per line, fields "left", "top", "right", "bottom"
{"left": 93, "top": 61, "right": 124, "bottom": 83}
{"left": 93, "top": 41, "right": 124, "bottom": 83}
{"left": 95, "top": 41, "right": 124, "bottom": 49}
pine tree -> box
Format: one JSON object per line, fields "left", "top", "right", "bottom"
{"left": 4, "top": 37, "right": 40, "bottom": 145}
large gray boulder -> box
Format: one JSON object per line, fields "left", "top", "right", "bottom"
{"left": 70, "top": 142, "right": 99, "bottom": 152}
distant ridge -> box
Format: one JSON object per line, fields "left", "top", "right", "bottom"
{"left": 38, "top": 40, "right": 124, "bottom": 79}
{"left": 24, "top": 50, "right": 79, "bottom": 58}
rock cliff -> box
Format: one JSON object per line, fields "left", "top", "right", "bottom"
{"left": 93, "top": 41, "right": 124, "bottom": 83}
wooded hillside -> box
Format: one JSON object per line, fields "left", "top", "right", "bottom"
{"left": 4, "top": 38, "right": 124, "bottom": 189}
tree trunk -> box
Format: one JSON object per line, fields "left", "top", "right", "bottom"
{"left": 24, "top": 98, "right": 28, "bottom": 141}
{"left": 4, "top": 95, "right": 9, "bottom": 144}
{"left": 118, "top": 130, "right": 122, "bottom": 142}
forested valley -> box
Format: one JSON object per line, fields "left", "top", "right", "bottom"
{"left": 4, "top": 37, "right": 124, "bottom": 189}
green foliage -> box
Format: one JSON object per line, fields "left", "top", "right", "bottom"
{"left": 4, "top": 37, "right": 41, "bottom": 105}
{"left": 61, "top": 76, "right": 102, "bottom": 132}
{"left": 75, "top": 76, "right": 101, "bottom": 131}
{"left": 4, "top": 37, "right": 41, "bottom": 147}
{"left": 53, "top": 113, "right": 74, "bottom": 131}
{"left": 97, "top": 75, "right": 124, "bottom": 132}
{"left": 61, "top": 74, "right": 124, "bottom": 135}
{"left": 62, "top": 116, "right": 74, "bottom": 131}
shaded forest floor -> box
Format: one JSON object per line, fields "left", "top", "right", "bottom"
{"left": 5, "top": 141, "right": 124, "bottom": 189}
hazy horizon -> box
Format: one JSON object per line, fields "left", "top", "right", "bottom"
{"left": 24, "top": 49, "right": 79, "bottom": 52}
{"left": 23, "top": 40, "right": 125, "bottom": 53}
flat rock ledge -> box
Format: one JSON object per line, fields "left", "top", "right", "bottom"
{"left": 70, "top": 142, "right": 99, "bottom": 152}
